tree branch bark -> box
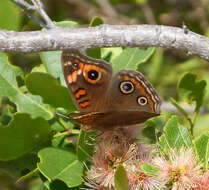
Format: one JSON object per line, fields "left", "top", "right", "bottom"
{"left": 0, "top": 24, "right": 209, "bottom": 61}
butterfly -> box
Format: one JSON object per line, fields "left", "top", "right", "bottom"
{"left": 61, "top": 49, "right": 161, "bottom": 131}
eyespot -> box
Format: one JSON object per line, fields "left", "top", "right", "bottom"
{"left": 137, "top": 96, "right": 148, "bottom": 106}
{"left": 72, "top": 61, "right": 79, "bottom": 69}
{"left": 87, "top": 69, "right": 101, "bottom": 81}
{"left": 120, "top": 81, "right": 135, "bottom": 94}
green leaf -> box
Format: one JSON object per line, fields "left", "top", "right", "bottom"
{"left": 115, "top": 165, "right": 129, "bottom": 190}
{"left": 76, "top": 130, "right": 96, "bottom": 162}
{"left": 40, "top": 21, "right": 78, "bottom": 86}
{"left": 140, "top": 163, "right": 159, "bottom": 177}
{"left": 178, "top": 73, "right": 207, "bottom": 112}
{"left": 0, "top": 53, "right": 52, "bottom": 119}
{"left": 25, "top": 72, "right": 76, "bottom": 111}
{"left": 194, "top": 134, "right": 209, "bottom": 170}
{"left": 0, "top": 0, "right": 22, "bottom": 31}
{"left": 86, "top": 17, "right": 104, "bottom": 59}
{"left": 38, "top": 148, "right": 83, "bottom": 188}
{"left": 112, "top": 47, "right": 155, "bottom": 73}
{"left": 159, "top": 116, "right": 193, "bottom": 151}
{"left": 101, "top": 47, "right": 123, "bottom": 62}
{"left": 0, "top": 113, "right": 51, "bottom": 161}
{"left": 89, "top": 16, "right": 104, "bottom": 27}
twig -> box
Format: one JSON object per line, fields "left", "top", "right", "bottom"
{"left": 11, "top": 0, "right": 55, "bottom": 29}
{"left": 0, "top": 25, "right": 209, "bottom": 61}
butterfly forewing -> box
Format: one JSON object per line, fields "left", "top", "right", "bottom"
{"left": 62, "top": 49, "right": 113, "bottom": 113}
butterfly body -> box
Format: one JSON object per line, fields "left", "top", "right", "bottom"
{"left": 62, "top": 49, "right": 161, "bottom": 131}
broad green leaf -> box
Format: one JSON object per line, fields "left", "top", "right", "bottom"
{"left": 38, "top": 148, "right": 83, "bottom": 188}
{"left": 0, "top": 0, "right": 22, "bottom": 31}
{"left": 178, "top": 73, "right": 207, "bottom": 112}
{"left": 115, "top": 165, "right": 129, "bottom": 190}
{"left": 101, "top": 47, "right": 123, "bottom": 62}
{"left": 194, "top": 134, "right": 209, "bottom": 170}
{"left": 40, "top": 21, "right": 78, "bottom": 86}
{"left": 112, "top": 47, "right": 155, "bottom": 73}
{"left": 25, "top": 72, "right": 76, "bottom": 111}
{"left": 86, "top": 17, "right": 104, "bottom": 59}
{"left": 76, "top": 130, "right": 96, "bottom": 162}
{"left": 0, "top": 53, "right": 52, "bottom": 119}
{"left": 0, "top": 113, "right": 51, "bottom": 161}
{"left": 140, "top": 163, "right": 159, "bottom": 177}
{"left": 159, "top": 116, "right": 192, "bottom": 152}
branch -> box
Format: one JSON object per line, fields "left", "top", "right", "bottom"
{"left": 0, "top": 25, "right": 209, "bottom": 61}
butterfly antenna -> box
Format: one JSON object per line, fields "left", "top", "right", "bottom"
{"left": 56, "top": 112, "right": 69, "bottom": 119}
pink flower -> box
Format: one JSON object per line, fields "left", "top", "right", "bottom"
{"left": 86, "top": 130, "right": 139, "bottom": 189}
{"left": 194, "top": 170, "right": 209, "bottom": 190}
{"left": 127, "top": 149, "right": 165, "bottom": 190}
{"left": 154, "top": 147, "right": 202, "bottom": 190}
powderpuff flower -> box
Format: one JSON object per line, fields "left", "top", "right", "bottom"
{"left": 194, "top": 170, "right": 209, "bottom": 190}
{"left": 127, "top": 150, "right": 166, "bottom": 190}
{"left": 153, "top": 147, "right": 202, "bottom": 190}
{"left": 86, "top": 130, "right": 139, "bottom": 190}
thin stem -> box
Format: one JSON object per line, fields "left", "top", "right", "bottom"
{"left": 16, "top": 168, "right": 39, "bottom": 183}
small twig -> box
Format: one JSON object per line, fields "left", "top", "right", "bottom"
{"left": 11, "top": 0, "right": 55, "bottom": 29}
{"left": 31, "top": 0, "right": 55, "bottom": 28}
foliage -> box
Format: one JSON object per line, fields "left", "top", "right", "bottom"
{"left": 0, "top": 0, "right": 209, "bottom": 190}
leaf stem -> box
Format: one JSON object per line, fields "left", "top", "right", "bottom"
{"left": 53, "top": 129, "right": 80, "bottom": 138}
{"left": 16, "top": 168, "right": 39, "bottom": 183}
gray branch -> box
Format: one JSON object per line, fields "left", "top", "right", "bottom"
{"left": 0, "top": 25, "right": 209, "bottom": 61}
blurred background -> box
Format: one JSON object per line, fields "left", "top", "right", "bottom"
{"left": 0, "top": 0, "right": 209, "bottom": 189}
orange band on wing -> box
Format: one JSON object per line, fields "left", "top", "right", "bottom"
{"left": 79, "top": 100, "right": 91, "bottom": 108}
{"left": 124, "top": 76, "right": 154, "bottom": 112}
{"left": 75, "top": 89, "right": 87, "bottom": 99}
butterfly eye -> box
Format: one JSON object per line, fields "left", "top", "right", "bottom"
{"left": 120, "top": 81, "right": 135, "bottom": 94}
{"left": 137, "top": 96, "right": 148, "bottom": 106}
{"left": 87, "top": 69, "right": 101, "bottom": 81}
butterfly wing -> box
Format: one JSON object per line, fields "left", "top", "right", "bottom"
{"left": 69, "top": 111, "right": 159, "bottom": 131}
{"left": 62, "top": 49, "right": 113, "bottom": 112}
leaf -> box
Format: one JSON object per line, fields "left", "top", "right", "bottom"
{"left": 0, "top": 113, "right": 51, "bottom": 161}
{"left": 25, "top": 72, "right": 76, "bottom": 111}
{"left": 101, "top": 47, "right": 123, "bottom": 62}
{"left": 40, "top": 21, "right": 78, "bottom": 86}
{"left": 194, "top": 134, "right": 209, "bottom": 170}
{"left": 0, "top": 0, "right": 22, "bottom": 31}
{"left": 140, "top": 163, "right": 159, "bottom": 177}
{"left": 0, "top": 53, "right": 52, "bottom": 119}
{"left": 159, "top": 116, "right": 193, "bottom": 152}
{"left": 112, "top": 47, "right": 155, "bottom": 73}
{"left": 178, "top": 72, "right": 207, "bottom": 112}
{"left": 86, "top": 17, "right": 104, "bottom": 59}
{"left": 89, "top": 16, "right": 104, "bottom": 27}
{"left": 115, "top": 165, "right": 129, "bottom": 190}
{"left": 76, "top": 130, "right": 96, "bottom": 162}
{"left": 38, "top": 148, "right": 83, "bottom": 188}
